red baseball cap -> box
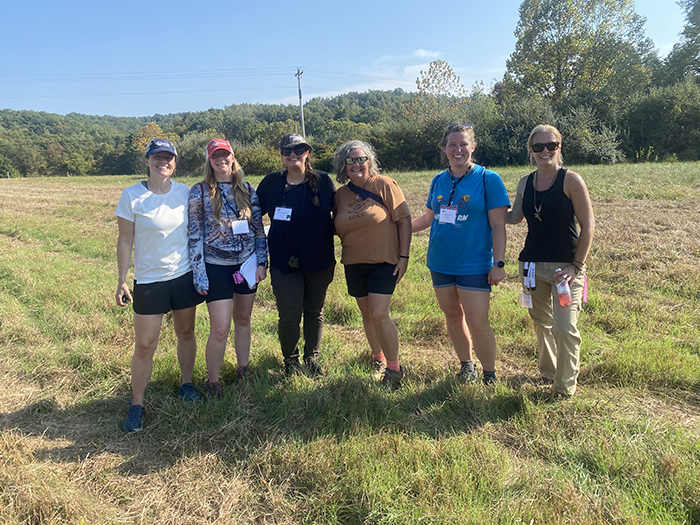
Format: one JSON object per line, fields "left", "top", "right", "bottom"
{"left": 206, "top": 139, "right": 233, "bottom": 159}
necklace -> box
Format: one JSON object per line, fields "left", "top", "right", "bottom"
{"left": 533, "top": 170, "right": 557, "bottom": 221}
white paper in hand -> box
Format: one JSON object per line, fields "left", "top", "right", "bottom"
{"left": 239, "top": 254, "right": 258, "bottom": 289}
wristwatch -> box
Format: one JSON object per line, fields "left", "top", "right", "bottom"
{"left": 493, "top": 261, "right": 505, "bottom": 268}
{"left": 258, "top": 261, "right": 269, "bottom": 269}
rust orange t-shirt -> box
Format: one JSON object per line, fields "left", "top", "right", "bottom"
{"left": 334, "top": 175, "right": 411, "bottom": 265}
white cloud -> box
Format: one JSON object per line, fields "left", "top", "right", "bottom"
{"left": 412, "top": 49, "right": 441, "bottom": 58}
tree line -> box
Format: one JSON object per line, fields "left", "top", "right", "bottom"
{"left": 1, "top": 0, "right": 699, "bottom": 178}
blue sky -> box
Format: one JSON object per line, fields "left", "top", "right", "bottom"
{"left": 0, "top": 0, "right": 686, "bottom": 117}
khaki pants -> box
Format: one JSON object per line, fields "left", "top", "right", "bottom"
{"left": 519, "top": 261, "right": 585, "bottom": 395}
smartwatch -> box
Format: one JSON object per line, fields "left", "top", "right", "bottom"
{"left": 493, "top": 261, "right": 505, "bottom": 268}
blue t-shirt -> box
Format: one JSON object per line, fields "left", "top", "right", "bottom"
{"left": 426, "top": 165, "right": 510, "bottom": 275}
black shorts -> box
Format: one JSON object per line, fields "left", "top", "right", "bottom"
{"left": 204, "top": 262, "right": 257, "bottom": 302}
{"left": 344, "top": 262, "right": 398, "bottom": 297}
{"left": 132, "top": 271, "right": 205, "bottom": 315}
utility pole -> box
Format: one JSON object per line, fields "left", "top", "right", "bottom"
{"left": 295, "top": 68, "right": 306, "bottom": 139}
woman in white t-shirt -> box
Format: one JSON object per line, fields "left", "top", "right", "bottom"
{"left": 115, "top": 138, "right": 205, "bottom": 433}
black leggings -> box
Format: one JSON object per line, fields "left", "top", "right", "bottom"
{"left": 269, "top": 265, "right": 335, "bottom": 360}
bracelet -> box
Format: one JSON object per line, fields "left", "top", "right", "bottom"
{"left": 571, "top": 262, "right": 583, "bottom": 274}
{"left": 399, "top": 255, "right": 409, "bottom": 259}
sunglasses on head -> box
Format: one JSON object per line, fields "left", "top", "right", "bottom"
{"left": 531, "top": 142, "right": 560, "bottom": 153}
{"left": 281, "top": 145, "right": 308, "bottom": 156}
{"left": 447, "top": 123, "right": 473, "bottom": 130}
{"left": 345, "top": 156, "right": 369, "bottom": 165}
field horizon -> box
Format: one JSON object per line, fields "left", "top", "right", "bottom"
{"left": 0, "top": 162, "right": 698, "bottom": 524}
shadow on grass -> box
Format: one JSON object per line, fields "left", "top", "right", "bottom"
{"left": 0, "top": 359, "right": 536, "bottom": 475}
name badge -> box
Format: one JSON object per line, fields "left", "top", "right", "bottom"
{"left": 231, "top": 220, "right": 250, "bottom": 235}
{"left": 439, "top": 208, "right": 457, "bottom": 225}
{"left": 519, "top": 293, "right": 533, "bottom": 308}
{"left": 274, "top": 207, "right": 293, "bottom": 221}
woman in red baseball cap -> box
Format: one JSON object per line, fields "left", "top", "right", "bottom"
{"left": 188, "top": 139, "right": 268, "bottom": 398}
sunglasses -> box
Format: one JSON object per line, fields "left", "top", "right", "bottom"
{"left": 447, "top": 123, "right": 473, "bottom": 130}
{"left": 281, "top": 145, "right": 308, "bottom": 156}
{"left": 531, "top": 142, "right": 560, "bottom": 153}
{"left": 345, "top": 156, "right": 369, "bottom": 165}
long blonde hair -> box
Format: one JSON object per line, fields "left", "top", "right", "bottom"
{"left": 204, "top": 153, "right": 251, "bottom": 222}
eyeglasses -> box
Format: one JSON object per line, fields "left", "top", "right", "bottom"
{"left": 345, "top": 156, "right": 369, "bottom": 165}
{"left": 531, "top": 142, "right": 560, "bottom": 153}
{"left": 281, "top": 145, "right": 308, "bottom": 156}
{"left": 447, "top": 123, "right": 473, "bottom": 130}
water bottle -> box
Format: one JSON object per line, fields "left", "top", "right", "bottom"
{"left": 555, "top": 268, "right": 573, "bottom": 307}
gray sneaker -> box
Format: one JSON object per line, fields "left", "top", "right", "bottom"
{"left": 380, "top": 366, "right": 404, "bottom": 390}
{"left": 457, "top": 363, "right": 479, "bottom": 384}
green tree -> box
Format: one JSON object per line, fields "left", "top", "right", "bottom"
{"left": 504, "top": 0, "right": 654, "bottom": 102}
{"left": 0, "top": 154, "right": 19, "bottom": 178}
{"left": 132, "top": 122, "right": 178, "bottom": 154}
{"left": 409, "top": 60, "right": 467, "bottom": 121}
{"left": 658, "top": 0, "right": 700, "bottom": 85}
{"left": 66, "top": 152, "right": 94, "bottom": 175}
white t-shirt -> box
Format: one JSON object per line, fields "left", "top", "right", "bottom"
{"left": 115, "top": 180, "right": 192, "bottom": 284}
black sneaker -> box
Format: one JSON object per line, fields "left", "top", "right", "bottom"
{"left": 122, "top": 404, "right": 144, "bottom": 433}
{"left": 205, "top": 379, "right": 223, "bottom": 398}
{"left": 380, "top": 366, "right": 404, "bottom": 390}
{"left": 482, "top": 374, "right": 497, "bottom": 386}
{"left": 284, "top": 357, "right": 303, "bottom": 376}
{"left": 304, "top": 357, "right": 323, "bottom": 377}
{"left": 235, "top": 365, "right": 250, "bottom": 382}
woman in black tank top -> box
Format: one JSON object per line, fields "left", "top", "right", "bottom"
{"left": 506, "top": 125, "right": 595, "bottom": 398}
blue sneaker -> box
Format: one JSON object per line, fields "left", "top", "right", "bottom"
{"left": 122, "top": 404, "right": 144, "bottom": 433}
{"left": 178, "top": 383, "right": 201, "bottom": 402}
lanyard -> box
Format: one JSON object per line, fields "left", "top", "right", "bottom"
{"left": 447, "top": 173, "right": 467, "bottom": 206}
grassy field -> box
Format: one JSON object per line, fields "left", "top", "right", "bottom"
{"left": 0, "top": 162, "right": 699, "bottom": 524}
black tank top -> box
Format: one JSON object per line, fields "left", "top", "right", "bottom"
{"left": 519, "top": 168, "right": 578, "bottom": 262}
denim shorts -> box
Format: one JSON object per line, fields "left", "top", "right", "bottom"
{"left": 430, "top": 270, "right": 491, "bottom": 292}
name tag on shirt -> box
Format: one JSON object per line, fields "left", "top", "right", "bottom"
{"left": 519, "top": 293, "right": 533, "bottom": 308}
{"left": 438, "top": 208, "right": 457, "bottom": 225}
{"left": 274, "top": 207, "right": 293, "bottom": 221}
{"left": 231, "top": 220, "right": 250, "bottom": 235}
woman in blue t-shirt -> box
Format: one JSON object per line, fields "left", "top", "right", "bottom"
{"left": 412, "top": 124, "right": 510, "bottom": 384}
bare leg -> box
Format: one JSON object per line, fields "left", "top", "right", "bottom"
{"left": 171, "top": 306, "right": 198, "bottom": 384}
{"left": 355, "top": 295, "right": 384, "bottom": 358}
{"left": 130, "top": 313, "right": 164, "bottom": 406}
{"left": 366, "top": 293, "right": 399, "bottom": 362}
{"left": 457, "top": 289, "right": 497, "bottom": 371}
{"left": 205, "top": 299, "right": 233, "bottom": 382}
{"left": 232, "top": 293, "right": 256, "bottom": 368}
{"left": 433, "top": 285, "right": 473, "bottom": 362}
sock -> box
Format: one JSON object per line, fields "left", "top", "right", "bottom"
{"left": 386, "top": 359, "right": 400, "bottom": 372}
{"left": 483, "top": 369, "right": 496, "bottom": 379}
{"left": 373, "top": 351, "right": 387, "bottom": 365}
{"left": 460, "top": 360, "right": 475, "bottom": 372}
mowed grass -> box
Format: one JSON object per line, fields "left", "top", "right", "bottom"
{"left": 0, "top": 163, "right": 699, "bottom": 524}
